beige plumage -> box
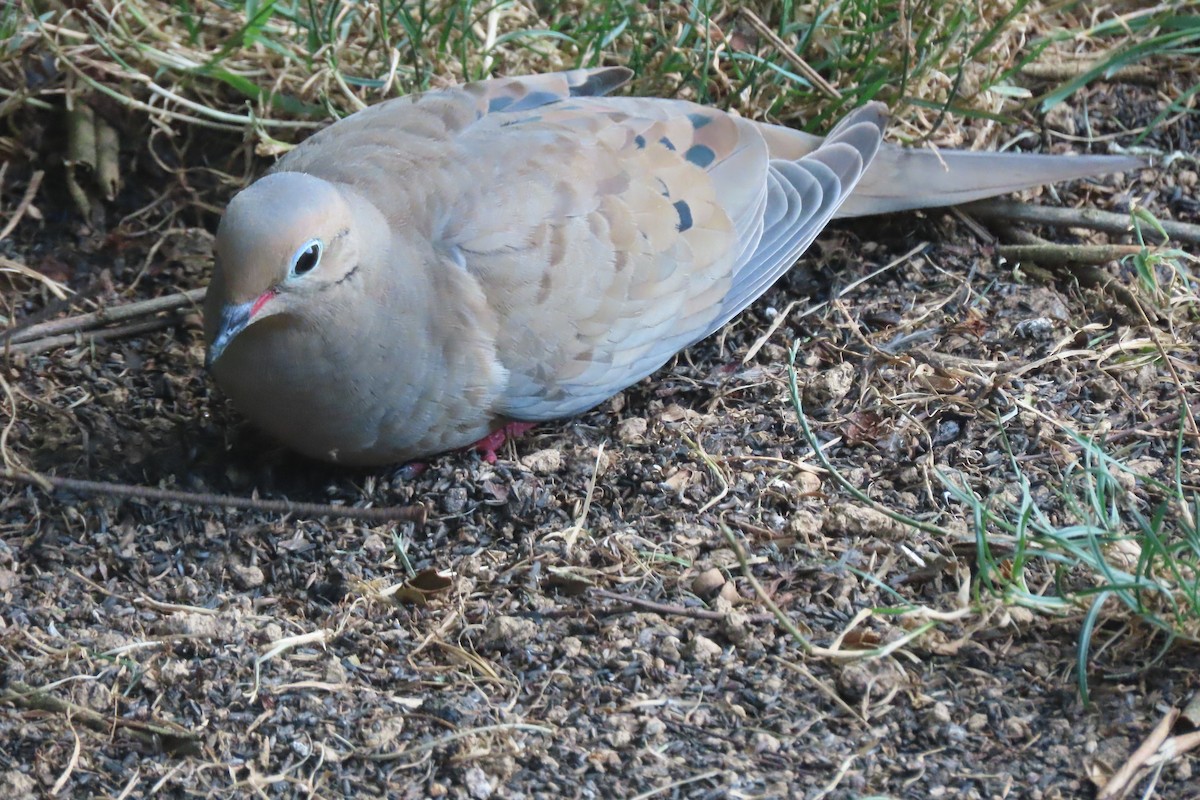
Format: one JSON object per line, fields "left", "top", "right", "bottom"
{"left": 204, "top": 67, "right": 1140, "bottom": 465}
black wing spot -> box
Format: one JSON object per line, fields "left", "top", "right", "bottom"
{"left": 685, "top": 144, "right": 716, "bottom": 168}
{"left": 634, "top": 134, "right": 646, "bottom": 149}
{"left": 659, "top": 136, "right": 676, "bottom": 151}
{"left": 673, "top": 200, "right": 693, "bottom": 232}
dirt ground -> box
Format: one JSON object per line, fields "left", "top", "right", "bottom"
{"left": 2, "top": 74, "right": 1199, "bottom": 800}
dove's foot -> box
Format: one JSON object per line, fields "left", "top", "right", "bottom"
{"left": 473, "top": 422, "right": 537, "bottom": 464}
{"left": 394, "top": 461, "right": 428, "bottom": 480}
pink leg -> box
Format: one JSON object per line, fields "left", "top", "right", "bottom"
{"left": 471, "top": 422, "right": 537, "bottom": 463}
{"left": 395, "top": 461, "right": 428, "bottom": 479}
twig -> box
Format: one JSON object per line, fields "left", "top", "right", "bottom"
{"left": 0, "top": 255, "right": 71, "bottom": 300}
{"left": 0, "top": 278, "right": 103, "bottom": 343}
{"left": 630, "top": 770, "right": 725, "bottom": 800}
{"left": 1020, "top": 61, "right": 1156, "bottom": 85}
{"left": 720, "top": 520, "right": 815, "bottom": 654}
{"left": 364, "top": 723, "right": 554, "bottom": 762}
{"left": 1, "top": 680, "right": 201, "bottom": 750}
{"left": 1098, "top": 708, "right": 1178, "bottom": 800}
{"left": 591, "top": 588, "right": 773, "bottom": 623}
{"left": 0, "top": 170, "right": 44, "bottom": 242}
{"left": 965, "top": 199, "right": 1200, "bottom": 246}
{"left": 738, "top": 9, "right": 842, "bottom": 100}
{"left": 1129, "top": 294, "right": 1200, "bottom": 447}
{"left": 993, "top": 225, "right": 1152, "bottom": 321}
{"left": 4, "top": 287, "right": 206, "bottom": 345}
{"left": 7, "top": 315, "right": 190, "bottom": 356}
{"left": 996, "top": 242, "right": 1146, "bottom": 267}
{"left": 1, "top": 468, "right": 428, "bottom": 525}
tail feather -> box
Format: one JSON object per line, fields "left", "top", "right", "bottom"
{"left": 755, "top": 119, "right": 1145, "bottom": 219}
{"left": 835, "top": 146, "right": 1146, "bottom": 218}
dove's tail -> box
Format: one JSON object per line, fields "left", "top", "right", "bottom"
{"left": 755, "top": 120, "right": 1145, "bottom": 219}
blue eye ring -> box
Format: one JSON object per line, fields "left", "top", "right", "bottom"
{"left": 289, "top": 239, "right": 323, "bottom": 278}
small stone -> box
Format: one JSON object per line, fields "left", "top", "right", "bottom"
{"left": 607, "top": 729, "right": 633, "bottom": 748}
{"left": 658, "top": 635, "right": 682, "bottom": 664}
{"left": 786, "top": 510, "right": 822, "bottom": 538}
{"left": 464, "top": 766, "right": 494, "bottom": 800}
{"left": 442, "top": 486, "right": 469, "bottom": 514}
{"left": 796, "top": 471, "right": 822, "bottom": 494}
{"left": 824, "top": 502, "right": 910, "bottom": 539}
{"left": 967, "top": 712, "right": 989, "bottom": 732}
{"left": 688, "top": 634, "right": 722, "bottom": 664}
{"left": 228, "top": 562, "right": 264, "bottom": 590}
{"left": 560, "top": 636, "right": 583, "bottom": 659}
{"left": 803, "top": 362, "right": 855, "bottom": 409}
{"left": 643, "top": 718, "right": 666, "bottom": 736}
{"left": 0, "top": 568, "right": 18, "bottom": 591}
{"left": 751, "top": 731, "right": 782, "bottom": 754}
{"left": 692, "top": 567, "right": 726, "bottom": 599}
{"left": 617, "top": 416, "right": 648, "bottom": 443}
{"left": 520, "top": 448, "right": 563, "bottom": 474}
{"left": 479, "top": 615, "right": 537, "bottom": 651}
{"left": 718, "top": 582, "right": 740, "bottom": 604}
{"left": 0, "top": 771, "right": 36, "bottom": 797}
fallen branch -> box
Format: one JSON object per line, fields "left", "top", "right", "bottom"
{"left": 996, "top": 242, "right": 1146, "bottom": 267}
{"left": 1, "top": 467, "right": 428, "bottom": 525}
{"left": 1020, "top": 61, "right": 1157, "bottom": 86}
{"left": 4, "top": 287, "right": 206, "bottom": 346}
{"left": 1, "top": 680, "right": 201, "bottom": 752}
{"left": 965, "top": 199, "right": 1200, "bottom": 246}
{"left": 592, "top": 588, "right": 773, "bottom": 623}
{"left": 994, "top": 225, "right": 1151, "bottom": 321}
{"left": 7, "top": 314, "right": 190, "bottom": 357}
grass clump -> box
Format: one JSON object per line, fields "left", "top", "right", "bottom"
{"left": 3, "top": 0, "right": 1197, "bottom": 146}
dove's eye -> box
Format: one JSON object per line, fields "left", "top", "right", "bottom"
{"left": 289, "top": 239, "right": 323, "bottom": 278}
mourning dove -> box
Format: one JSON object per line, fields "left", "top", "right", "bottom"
{"left": 205, "top": 67, "right": 1140, "bottom": 465}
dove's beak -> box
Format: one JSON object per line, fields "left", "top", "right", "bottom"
{"left": 206, "top": 300, "right": 253, "bottom": 371}
{"left": 207, "top": 288, "right": 279, "bottom": 370}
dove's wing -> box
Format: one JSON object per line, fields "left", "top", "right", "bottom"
{"left": 446, "top": 95, "right": 887, "bottom": 420}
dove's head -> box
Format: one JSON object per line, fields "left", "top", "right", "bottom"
{"left": 204, "top": 171, "right": 387, "bottom": 369}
